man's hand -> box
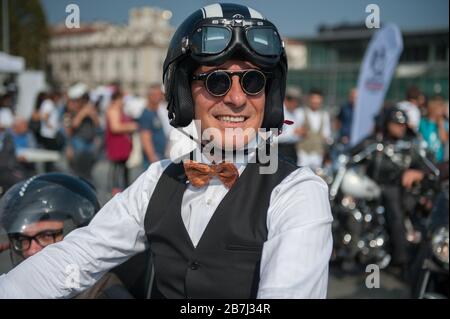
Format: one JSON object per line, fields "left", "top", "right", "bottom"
{"left": 17, "top": 155, "right": 27, "bottom": 163}
{"left": 402, "top": 169, "right": 425, "bottom": 189}
{"left": 295, "top": 126, "right": 308, "bottom": 137}
{"left": 0, "top": 242, "right": 9, "bottom": 253}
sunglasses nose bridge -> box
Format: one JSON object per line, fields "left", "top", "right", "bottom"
{"left": 223, "top": 76, "right": 247, "bottom": 106}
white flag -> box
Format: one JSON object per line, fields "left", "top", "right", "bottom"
{"left": 350, "top": 24, "right": 403, "bottom": 146}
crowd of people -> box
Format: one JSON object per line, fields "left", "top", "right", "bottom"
{"left": 1, "top": 80, "right": 448, "bottom": 205}
{"left": 0, "top": 2, "right": 448, "bottom": 298}
{"left": 275, "top": 85, "right": 449, "bottom": 169}
{"left": 0, "top": 81, "right": 175, "bottom": 197}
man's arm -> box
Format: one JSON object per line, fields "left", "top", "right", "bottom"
{"left": 0, "top": 160, "right": 171, "bottom": 298}
{"left": 140, "top": 130, "right": 159, "bottom": 163}
{"left": 258, "top": 167, "right": 333, "bottom": 299}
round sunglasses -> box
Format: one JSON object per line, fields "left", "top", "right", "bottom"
{"left": 192, "top": 69, "right": 270, "bottom": 97}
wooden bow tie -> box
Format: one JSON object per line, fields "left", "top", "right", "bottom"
{"left": 183, "top": 160, "right": 239, "bottom": 189}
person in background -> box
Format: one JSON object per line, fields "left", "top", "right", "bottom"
{"left": 28, "top": 92, "right": 47, "bottom": 147}
{"left": 276, "top": 86, "right": 302, "bottom": 164}
{"left": 153, "top": 85, "right": 172, "bottom": 140}
{"left": 39, "top": 90, "right": 65, "bottom": 172}
{"left": 296, "top": 88, "right": 332, "bottom": 170}
{"left": 352, "top": 107, "right": 429, "bottom": 276}
{"left": 335, "top": 88, "right": 357, "bottom": 145}
{"left": 7, "top": 117, "right": 37, "bottom": 178}
{"left": 0, "top": 93, "right": 15, "bottom": 131}
{"left": 397, "top": 86, "right": 422, "bottom": 132}
{"left": 419, "top": 95, "right": 449, "bottom": 163}
{"left": 8, "top": 118, "right": 37, "bottom": 153}
{"left": 0, "top": 93, "right": 15, "bottom": 130}
{"left": 105, "top": 89, "right": 138, "bottom": 195}
{"left": 39, "top": 91, "right": 63, "bottom": 151}
{"left": 65, "top": 84, "right": 100, "bottom": 182}
{"left": 138, "top": 84, "right": 167, "bottom": 170}
{"left": 0, "top": 119, "right": 35, "bottom": 196}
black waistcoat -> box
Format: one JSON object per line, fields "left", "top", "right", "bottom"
{"left": 144, "top": 157, "right": 298, "bottom": 299}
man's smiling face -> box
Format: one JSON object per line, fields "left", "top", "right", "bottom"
{"left": 191, "top": 60, "right": 265, "bottom": 149}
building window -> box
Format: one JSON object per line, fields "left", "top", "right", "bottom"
{"left": 62, "top": 62, "right": 71, "bottom": 75}
{"left": 435, "top": 44, "right": 448, "bottom": 62}
{"left": 401, "top": 45, "right": 429, "bottom": 63}
{"left": 132, "top": 52, "right": 138, "bottom": 70}
{"left": 81, "top": 61, "right": 91, "bottom": 72}
{"left": 116, "top": 59, "right": 122, "bottom": 76}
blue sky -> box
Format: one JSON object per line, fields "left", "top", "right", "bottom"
{"left": 41, "top": 0, "right": 449, "bottom": 37}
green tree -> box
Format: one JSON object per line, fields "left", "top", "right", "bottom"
{"left": 0, "top": 0, "right": 49, "bottom": 70}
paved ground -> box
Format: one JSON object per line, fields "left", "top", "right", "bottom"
{"left": 327, "top": 266, "right": 410, "bottom": 298}
{"left": 0, "top": 159, "right": 411, "bottom": 298}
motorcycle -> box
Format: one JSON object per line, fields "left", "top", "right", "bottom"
{"left": 323, "top": 139, "right": 440, "bottom": 271}
{"left": 411, "top": 184, "right": 449, "bottom": 299}
{"left": 324, "top": 143, "right": 390, "bottom": 269}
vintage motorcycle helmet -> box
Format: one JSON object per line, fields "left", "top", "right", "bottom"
{"left": 386, "top": 107, "right": 408, "bottom": 125}
{"left": 374, "top": 106, "right": 408, "bottom": 132}
{"left": 163, "top": 3, "right": 288, "bottom": 131}
{"left": 0, "top": 173, "right": 99, "bottom": 265}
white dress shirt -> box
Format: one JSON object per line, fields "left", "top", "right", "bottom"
{"left": 0, "top": 150, "right": 333, "bottom": 299}
{"left": 275, "top": 105, "right": 302, "bottom": 144}
{"left": 39, "top": 99, "right": 60, "bottom": 139}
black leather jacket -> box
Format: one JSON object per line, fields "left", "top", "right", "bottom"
{"left": 350, "top": 132, "right": 427, "bottom": 185}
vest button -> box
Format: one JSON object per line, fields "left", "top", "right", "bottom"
{"left": 190, "top": 261, "right": 200, "bottom": 270}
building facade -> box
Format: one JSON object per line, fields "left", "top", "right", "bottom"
{"left": 287, "top": 24, "right": 449, "bottom": 107}
{"left": 48, "top": 6, "right": 307, "bottom": 98}
{"left": 48, "top": 7, "right": 174, "bottom": 96}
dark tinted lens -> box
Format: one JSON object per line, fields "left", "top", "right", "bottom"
{"left": 206, "top": 71, "right": 231, "bottom": 96}
{"left": 246, "top": 28, "right": 282, "bottom": 56}
{"left": 242, "top": 70, "right": 266, "bottom": 95}
{"left": 191, "top": 26, "right": 232, "bottom": 54}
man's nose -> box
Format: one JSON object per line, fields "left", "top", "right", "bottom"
{"left": 25, "top": 239, "right": 43, "bottom": 258}
{"left": 223, "top": 76, "right": 247, "bottom": 108}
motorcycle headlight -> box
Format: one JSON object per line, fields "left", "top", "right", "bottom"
{"left": 431, "top": 227, "right": 449, "bottom": 265}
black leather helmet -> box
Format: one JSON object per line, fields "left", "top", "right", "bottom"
{"left": 163, "top": 3, "right": 288, "bottom": 131}
{"left": 386, "top": 107, "right": 408, "bottom": 125}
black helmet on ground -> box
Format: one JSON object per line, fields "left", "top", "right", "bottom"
{"left": 163, "top": 3, "right": 288, "bottom": 131}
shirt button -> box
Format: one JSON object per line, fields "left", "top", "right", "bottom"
{"left": 206, "top": 199, "right": 212, "bottom": 206}
{"left": 190, "top": 261, "right": 200, "bottom": 270}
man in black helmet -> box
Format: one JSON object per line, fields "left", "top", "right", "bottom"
{"left": 352, "top": 106, "right": 432, "bottom": 274}
{"left": 0, "top": 173, "right": 133, "bottom": 298}
{"left": 0, "top": 3, "right": 332, "bottom": 299}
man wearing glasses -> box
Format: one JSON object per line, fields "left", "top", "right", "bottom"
{"left": 0, "top": 3, "right": 332, "bottom": 299}
{"left": 0, "top": 173, "right": 132, "bottom": 299}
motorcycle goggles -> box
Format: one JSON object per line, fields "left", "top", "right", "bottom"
{"left": 184, "top": 18, "right": 284, "bottom": 67}
{"left": 192, "top": 69, "right": 270, "bottom": 97}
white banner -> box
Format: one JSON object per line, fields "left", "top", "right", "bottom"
{"left": 350, "top": 24, "right": 403, "bottom": 146}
